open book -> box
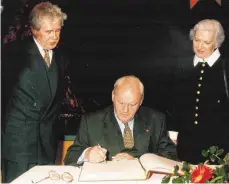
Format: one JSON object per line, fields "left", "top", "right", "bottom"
{"left": 78, "top": 153, "right": 185, "bottom": 182}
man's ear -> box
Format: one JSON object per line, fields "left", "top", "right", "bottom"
{"left": 30, "top": 27, "right": 37, "bottom": 36}
{"left": 112, "top": 90, "right": 115, "bottom": 102}
{"left": 140, "top": 96, "right": 144, "bottom": 106}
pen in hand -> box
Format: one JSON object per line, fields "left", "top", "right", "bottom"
{"left": 97, "top": 143, "right": 107, "bottom": 163}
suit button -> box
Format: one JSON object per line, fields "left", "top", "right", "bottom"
{"left": 33, "top": 103, "right": 37, "bottom": 107}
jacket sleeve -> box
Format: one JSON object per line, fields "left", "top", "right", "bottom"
{"left": 155, "top": 113, "right": 177, "bottom": 160}
{"left": 64, "top": 115, "right": 89, "bottom": 165}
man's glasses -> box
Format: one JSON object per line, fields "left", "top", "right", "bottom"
{"left": 31, "top": 170, "right": 73, "bottom": 183}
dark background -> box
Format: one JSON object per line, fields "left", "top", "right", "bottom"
{"left": 2, "top": 0, "right": 229, "bottom": 114}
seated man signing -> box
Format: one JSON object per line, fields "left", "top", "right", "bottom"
{"left": 64, "top": 75, "right": 176, "bottom": 165}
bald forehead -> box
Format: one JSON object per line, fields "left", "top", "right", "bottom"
{"left": 114, "top": 78, "right": 141, "bottom": 93}
{"left": 117, "top": 82, "right": 139, "bottom": 94}
{"left": 114, "top": 80, "right": 142, "bottom": 104}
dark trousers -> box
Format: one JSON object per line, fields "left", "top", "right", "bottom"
{"left": 2, "top": 159, "right": 37, "bottom": 183}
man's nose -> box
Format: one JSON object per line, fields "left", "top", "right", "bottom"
{"left": 123, "top": 104, "right": 129, "bottom": 113}
{"left": 51, "top": 31, "right": 58, "bottom": 39}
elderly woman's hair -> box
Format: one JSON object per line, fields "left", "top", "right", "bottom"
{"left": 29, "top": 2, "right": 67, "bottom": 30}
{"left": 189, "top": 19, "right": 225, "bottom": 48}
{"left": 113, "top": 75, "right": 144, "bottom": 97}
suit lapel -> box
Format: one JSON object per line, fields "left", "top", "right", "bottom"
{"left": 133, "top": 110, "right": 151, "bottom": 149}
{"left": 103, "top": 107, "right": 124, "bottom": 154}
{"left": 27, "top": 41, "right": 52, "bottom": 107}
{"left": 46, "top": 49, "right": 65, "bottom": 110}
{"left": 49, "top": 52, "right": 58, "bottom": 101}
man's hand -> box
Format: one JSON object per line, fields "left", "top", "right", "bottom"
{"left": 112, "top": 153, "right": 135, "bottom": 161}
{"left": 84, "top": 145, "right": 107, "bottom": 163}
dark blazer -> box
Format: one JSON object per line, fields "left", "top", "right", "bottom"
{"left": 64, "top": 106, "right": 176, "bottom": 165}
{"left": 2, "top": 37, "right": 68, "bottom": 164}
{"left": 170, "top": 56, "right": 229, "bottom": 164}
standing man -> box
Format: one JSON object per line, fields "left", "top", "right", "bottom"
{"left": 2, "top": 2, "right": 68, "bottom": 182}
{"left": 64, "top": 75, "right": 176, "bottom": 165}
{"left": 171, "top": 19, "right": 229, "bottom": 164}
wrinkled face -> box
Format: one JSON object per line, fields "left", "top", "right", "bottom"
{"left": 32, "top": 17, "right": 62, "bottom": 50}
{"left": 112, "top": 87, "right": 142, "bottom": 123}
{"left": 193, "top": 29, "right": 216, "bottom": 59}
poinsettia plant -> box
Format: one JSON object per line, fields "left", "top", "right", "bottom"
{"left": 162, "top": 146, "right": 229, "bottom": 183}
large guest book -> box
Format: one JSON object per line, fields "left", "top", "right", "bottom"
{"left": 78, "top": 153, "right": 184, "bottom": 182}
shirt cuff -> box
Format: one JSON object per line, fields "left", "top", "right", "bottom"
{"left": 77, "top": 147, "right": 91, "bottom": 164}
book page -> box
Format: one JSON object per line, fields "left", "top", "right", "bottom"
{"left": 140, "top": 153, "right": 222, "bottom": 176}
{"left": 139, "top": 153, "right": 184, "bottom": 175}
{"left": 78, "top": 159, "right": 147, "bottom": 182}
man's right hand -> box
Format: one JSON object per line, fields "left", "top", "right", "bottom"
{"left": 84, "top": 145, "right": 107, "bottom": 163}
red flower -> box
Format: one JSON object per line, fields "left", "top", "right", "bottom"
{"left": 191, "top": 165, "right": 213, "bottom": 183}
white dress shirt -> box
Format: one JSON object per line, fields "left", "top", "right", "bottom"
{"left": 114, "top": 114, "right": 134, "bottom": 137}
{"left": 33, "top": 37, "right": 53, "bottom": 63}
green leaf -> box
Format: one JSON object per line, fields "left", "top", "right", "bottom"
{"left": 210, "top": 154, "right": 216, "bottom": 162}
{"left": 210, "top": 176, "right": 224, "bottom": 183}
{"left": 209, "top": 146, "right": 217, "bottom": 154}
{"left": 172, "top": 176, "right": 184, "bottom": 183}
{"left": 162, "top": 175, "right": 171, "bottom": 183}
{"left": 184, "top": 172, "right": 192, "bottom": 183}
{"left": 216, "top": 148, "right": 224, "bottom": 156}
{"left": 219, "top": 159, "right": 225, "bottom": 165}
{"left": 173, "top": 165, "right": 179, "bottom": 176}
{"left": 181, "top": 162, "right": 190, "bottom": 172}
{"left": 202, "top": 149, "right": 209, "bottom": 157}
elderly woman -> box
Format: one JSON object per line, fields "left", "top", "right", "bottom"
{"left": 171, "top": 19, "right": 229, "bottom": 164}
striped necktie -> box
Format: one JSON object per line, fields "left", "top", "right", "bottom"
{"left": 123, "top": 123, "right": 134, "bottom": 149}
{"left": 43, "top": 49, "right": 50, "bottom": 67}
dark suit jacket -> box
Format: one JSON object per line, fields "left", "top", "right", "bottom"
{"left": 64, "top": 106, "right": 176, "bottom": 165}
{"left": 2, "top": 37, "right": 68, "bottom": 163}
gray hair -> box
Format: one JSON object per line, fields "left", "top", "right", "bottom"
{"left": 189, "top": 19, "right": 225, "bottom": 48}
{"left": 113, "top": 75, "right": 144, "bottom": 99}
{"left": 29, "top": 2, "right": 67, "bottom": 30}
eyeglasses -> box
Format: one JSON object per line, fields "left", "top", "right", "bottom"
{"left": 31, "top": 170, "right": 73, "bottom": 183}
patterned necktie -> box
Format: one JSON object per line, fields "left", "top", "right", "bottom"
{"left": 123, "top": 123, "right": 134, "bottom": 149}
{"left": 43, "top": 49, "right": 50, "bottom": 67}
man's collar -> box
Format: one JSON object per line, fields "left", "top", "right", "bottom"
{"left": 33, "top": 37, "right": 44, "bottom": 52}
{"left": 193, "top": 48, "right": 220, "bottom": 67}
{"left": 114, "top": 111, "right": 134, "bottom": 127}
{"left": 33, "top": 37, "right": 53, "bottom": 56}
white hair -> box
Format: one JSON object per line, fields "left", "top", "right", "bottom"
{"left": 113, "top": 75, "right": 144, "bottom": 98}
{"left": 189, "top": 19, "right": 225, "bottom": 48}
